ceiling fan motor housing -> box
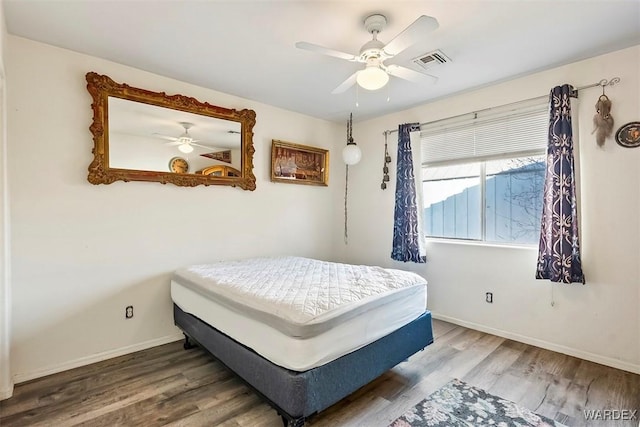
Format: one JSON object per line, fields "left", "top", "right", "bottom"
{"left": 359, "top": 39, "right": 386, "bottom": 61}
{"left": 359, "top": 14, "right": 389, "bottom": 62}
{"left": 363, "top": 56, "right": 382, "bottom": 68}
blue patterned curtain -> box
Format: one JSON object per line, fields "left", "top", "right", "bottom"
{"left": 536, "top": 84, "right": 585, "bottom": 284}
{"left": 392, "top": 123, "right": 426, "bottom": 263}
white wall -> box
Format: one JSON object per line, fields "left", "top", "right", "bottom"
{"left": 0, "top": 0, "right": 13, "bottom": 400}
{"left": 7, "top": 36, "right": 343, "bottom": 382}
{"left": 343, "top": 45, "right": 640, "bottom": 373}
{"left": 4, "top": 33, "right": 638, "bottom": 389}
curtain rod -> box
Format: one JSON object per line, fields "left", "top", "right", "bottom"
{"left": 382, "top": 77, "right": 621, "bottom": 136}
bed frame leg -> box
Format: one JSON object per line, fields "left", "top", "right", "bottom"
{"left": 183, "top": 333, "right": 195, "bottom": 350}
{"left": 280, "top": 414, "right": 304, "bottom": 427}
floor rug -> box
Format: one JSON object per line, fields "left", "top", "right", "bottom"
{"left": 389, "top": 378, "right": 566, "bottom": 427}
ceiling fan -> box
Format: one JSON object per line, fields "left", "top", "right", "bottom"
{"left": 153, "top": 122, "right": 216, "bottom": 154}
{"left": 296, "top": 14, "right": 439, "bottom": 94}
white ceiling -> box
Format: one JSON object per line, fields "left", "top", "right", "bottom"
{"left": 4, "top": 0, "right": 640, "bottom": 123}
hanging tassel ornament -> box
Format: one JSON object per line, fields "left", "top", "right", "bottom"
{"left": 592, "top": 86, "right": 614, "bottom": 147}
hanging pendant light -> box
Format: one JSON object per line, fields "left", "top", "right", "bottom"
{"left": 342, "top": 144, "right": 361, "bottom": 165}
{"left": 342, "top": 113, "right": 361, "bottom": 165}
{"left": 343, "top": 112, "right": 360, "bottom": 245}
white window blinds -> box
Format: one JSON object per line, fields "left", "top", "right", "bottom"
{"left": 421, "top": 100, "right": 549, "bottom": 166}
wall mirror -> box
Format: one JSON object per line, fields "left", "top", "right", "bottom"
{"left": 86, "top": 72, "right": 256, "bottom": 190}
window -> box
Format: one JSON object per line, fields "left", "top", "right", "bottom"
{"left": 424, "top": 163, "right": 481, "bottom": 240}
{"left": 420, "top": 100, "right": 548, "bottom": 245}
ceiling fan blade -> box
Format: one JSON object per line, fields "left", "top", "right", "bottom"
{"left": 383, "top": 15, "right": 439, "bottom": 57}
{"left": 331, "top": 72, "right": 359, "bottom": 94}
{"left": 386, "top": 65, "right": 438, "bottom": 84}
{"left": 165, "top": 141, "right": 182, "bottom": 146}
{"left": 153, "top": 133, "right": 178, "bottom": 142}
{"left": 295, "top": 42, "right": 358, "bottom": 62}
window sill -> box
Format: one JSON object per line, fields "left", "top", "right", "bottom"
{"left": 425, "top": 237, "right": 538, "bottom": 251}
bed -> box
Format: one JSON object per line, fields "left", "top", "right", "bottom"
{"left": 171, "top": 256, "right": 434, "bottom": 426}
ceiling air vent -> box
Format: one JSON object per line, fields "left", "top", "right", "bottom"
{"left": 412, "top": 49, "right": 451, "bottom": 71}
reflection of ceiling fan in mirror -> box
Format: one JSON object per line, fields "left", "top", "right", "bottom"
{"left": 296, "top": 14, "right": 439, "bottom": 93}
{"left": 153, "top": 122, "right": 216, "bottom": 154}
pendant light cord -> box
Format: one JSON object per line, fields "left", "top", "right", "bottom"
{"left": 344, "top": 164, "right": 349, "bottom": 244}
{"left": 344, "top": 113, "right": 354, "bottom": 244}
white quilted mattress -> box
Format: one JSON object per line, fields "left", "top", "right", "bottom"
{"left": 171, "top": 256, "right": 428, "bottom": 370}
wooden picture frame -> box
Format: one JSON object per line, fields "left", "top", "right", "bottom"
{"left": 85, "top": 72, "right": 256, "bottom": 190}
{"left": 271, "top": 140, "right": 329, "bottom": 186}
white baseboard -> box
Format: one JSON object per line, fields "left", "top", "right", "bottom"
{"left": 0, "top": 383, "right": 13, "bottom": 401}
{"left": 12, "top": 333, "right": 184, "bottom": 384}
{"left": 431, "top": 312, "right": 640, "bottom": 375}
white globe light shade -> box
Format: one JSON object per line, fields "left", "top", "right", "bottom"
{"left": 356, "top": 66, "right": 389, "bottom": 91}
{"left": 178, "top": 143, "right": 194, "bottom": 154}
{"left": 342, "top": 144, "right": 362, "bottom": 165}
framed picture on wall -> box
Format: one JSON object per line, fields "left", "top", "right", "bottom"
{"left": 615, "top": 122, "right": 640, "bottom": 148}
{"left": 271, "top": 140, "right": 329, "bottom": 186}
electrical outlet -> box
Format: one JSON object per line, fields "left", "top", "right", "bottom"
{"left": 485, "top": 292, "right": 493, "bottom": 303}
{"left": 125, "top": 305, "right": 134, "bottom": 319}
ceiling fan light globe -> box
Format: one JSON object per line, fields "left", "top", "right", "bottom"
{"left": 342, "top": 143, "right": 362, "bottom": 165}
{"left": 357, "top": 67, "right": 389, "bottom": 91}
{"left": 178, "top": 144, "right": 194, "bottom": 154}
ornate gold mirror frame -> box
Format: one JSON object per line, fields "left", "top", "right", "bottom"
{"left": 86, "top": 72, "right": 256, "bottom": 190}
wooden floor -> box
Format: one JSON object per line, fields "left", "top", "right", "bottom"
{"left": 1, "top": 320, "right": 639, "bottom": 427}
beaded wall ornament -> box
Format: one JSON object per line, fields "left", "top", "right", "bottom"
{"left": 381, "top": 132, "right": 391, "bottom": 190}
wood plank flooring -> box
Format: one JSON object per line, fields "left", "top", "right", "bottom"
{"left": 1, "top": 320, "right": 638, "bottom": 426}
